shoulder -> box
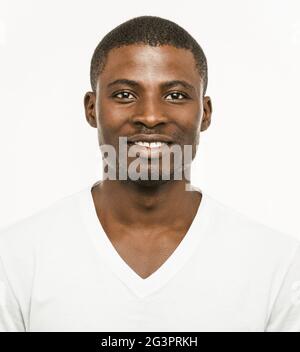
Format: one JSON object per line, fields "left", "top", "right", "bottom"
{"left": 0, "top": 187, "right": 88, "bottom": 258}
{"left": 201, "top": 191, "right": 300, "bottom": 280}
{"left": 0, "top": 187, "right": 89, "bottom": 313}
{"left": 203, "top": 191, "right": 299, "bottom": 251}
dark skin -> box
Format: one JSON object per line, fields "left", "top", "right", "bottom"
{"left": 84, "top": 44, "right": 212, "bottom": 279}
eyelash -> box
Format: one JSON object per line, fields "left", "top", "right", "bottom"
{"left": 112, "top": 91, "right": 189, "bottom": 102}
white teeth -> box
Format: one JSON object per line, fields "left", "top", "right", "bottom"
{"left": 134, "top": 141, "right": 167, "bottom": 148}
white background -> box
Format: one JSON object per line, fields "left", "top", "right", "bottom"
{"left": 0, "top": 0, "right": 299, "bottom": 240}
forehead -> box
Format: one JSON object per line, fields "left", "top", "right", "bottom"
{"left": 98, "top": 44, "right": 201, "bottom": 89}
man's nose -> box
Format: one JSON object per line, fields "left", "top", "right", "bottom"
{"left": 130, "top": 96, "right": 168, "bottom": 128}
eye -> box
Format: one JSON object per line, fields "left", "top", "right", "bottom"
{"left": 113, "top": 91, "right": 136, "bottom": 101}
{"left": 165, "top": 92, "right": 188, "bottom": 101}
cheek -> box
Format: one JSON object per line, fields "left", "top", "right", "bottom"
{"left": 96, "top": 96, "right": 115, "bottom": 127}
{"left": 178, "top": 109, "right": 201, "bottom": 143}
{"left": 96, "top": 96, "right": 127, "bottom": 142}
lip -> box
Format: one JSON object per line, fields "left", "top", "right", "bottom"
{"left": 126, "top": 134, "right": 174, "bottom": 144}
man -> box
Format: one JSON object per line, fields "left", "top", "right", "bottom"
{"left": 0, "top": 16, "right": 300, "bottom": 332}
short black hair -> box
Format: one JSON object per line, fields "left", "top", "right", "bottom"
{"left": 90, "top": 16, "right": 208, "bottom": 95}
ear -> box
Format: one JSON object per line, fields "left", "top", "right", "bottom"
{"left": 200, "top": 96, "right": 212, "bottom": 131}
{"left": 84, "top": 91, "right": 97, "bottom": 128}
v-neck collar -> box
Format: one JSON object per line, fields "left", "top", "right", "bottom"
{"left": 79, "top": 183, "right": 211, "bottom": 299}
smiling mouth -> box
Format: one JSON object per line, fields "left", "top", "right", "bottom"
{"left": 128, "top": 141, "right": 171, "bottom": 149}
{"left": 126, "top": 141, "right": 173, "bottom": 159}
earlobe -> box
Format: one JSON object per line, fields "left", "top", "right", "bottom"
{"left": 200, "top": 114, "right": 211, "bottom": 131}
{"left": 84, "top": 92, "right": 97, "bottom": 128}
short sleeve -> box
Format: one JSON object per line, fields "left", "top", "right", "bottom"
{"left": 265, "top": 244, "right": 300, "bottom": 332}
{"left": 0, "top": 256, "right": 25, "bottom": 332}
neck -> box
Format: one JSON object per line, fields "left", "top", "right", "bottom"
{"left": 91, "top": 178, "right": 200, "bottom": 231}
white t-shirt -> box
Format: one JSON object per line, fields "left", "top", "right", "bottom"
{"left": 0, "top": 184, "right": 300, "bottom": 332}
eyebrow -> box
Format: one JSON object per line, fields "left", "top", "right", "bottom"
{"left": 107, "top": 79, "right": 140, "bottom": 89}
{"left": 107, "top": 79, "right": 196, "bottom": 92}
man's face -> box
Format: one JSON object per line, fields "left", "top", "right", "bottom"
{"left": 84, "top": 44, "right": 212, "bottom": 183}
